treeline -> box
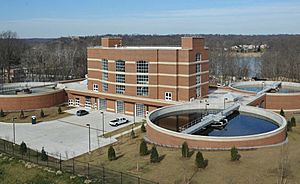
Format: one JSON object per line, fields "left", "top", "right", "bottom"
{"left": 261, "top": 36, "right": 300, "bottom": 81}
{"left": 1, "top": 31, "right": 300, "bottom": 84}
{"left": 0, "top": 31, "right": 88, "bottom": 83}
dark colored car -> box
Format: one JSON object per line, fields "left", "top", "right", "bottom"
{"left": 76, "top": 110, "right": 89, "bottom": 116}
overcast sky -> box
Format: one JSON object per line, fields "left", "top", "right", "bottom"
{"left": 1, "top": 0, "right": 299, "bottom": 38}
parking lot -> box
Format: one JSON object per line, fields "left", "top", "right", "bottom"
{"left": 62, "top": 108, "right": 137, "bottom": 134}
{"left": 0, "top": 108, "right": 143, "bottom": 160}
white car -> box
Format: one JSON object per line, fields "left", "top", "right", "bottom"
{"left": 109, "top": 117, "right": 129, "bottom": 126}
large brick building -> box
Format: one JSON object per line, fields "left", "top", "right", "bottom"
{"left": 66, "top": 37, "right": 209, "bottom": 117}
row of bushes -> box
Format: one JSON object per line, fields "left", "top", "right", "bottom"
{"left": 280, "top": 109, "right": 297, "bottom": 131}
{"left": 108, "top": 140, "right": 241, "bottom": 169}
{"left": 19, "top": 141, "right": 48, "bottom": 161}
{"left": 0, "top": 107, "right": 63, "bottom": 119}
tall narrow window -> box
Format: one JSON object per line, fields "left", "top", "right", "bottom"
{"left": 137, "top": 86, "right": 148, "bottom": 96}
{"left": 116, "top": 60, "right": 125, "bottom": 72}
{"left": 196, "top": 63, "right": 201, "bottom": 73}
{"left": 136, "top": 75, "right": 148, "bottom": 84}
{"left": 102, "top": 59, "right": 108, "bottom": 70}
{"left": 116, "top": 85, "right": 125, "bottom": 94}
{"left": 195, "top": 53, "right": 202, "bottom": 61}
{"left": 102, "top": 83, "right": 108, "bottom": 92}
{"left": 99, "top": 98, "right": 106, "bottom": 110}
{"left": 136, "top": 104, "right": 145, "bottom": 117}
{"left": 136, "top": 61, "right": 148, "bottom": 73}
{"left": 196, "top": 75, "right": 201, "bottom": 84}
{"left": 116, "top": 74, "right": 125, "bottom": 83}
{"left": 102, "top": 72, "right": 108, "bottom": 81}
{"left": 196, "top": 86, "right": 201, "bottom": 97}
{"left": 85, "top": 96, "right": 91, "bottom": 108}
{"left": 116, "top": 101, "right": 124, "bottom": 114}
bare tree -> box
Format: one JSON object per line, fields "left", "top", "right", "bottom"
{"left": 0, "top": 31, "right": 26, "bottom": 83}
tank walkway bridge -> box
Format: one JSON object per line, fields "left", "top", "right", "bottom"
{"left": 246, "top": 81, "right": 282, "bottom": 106}
{"left": 0, "top": 83, "right": 56, "bottom": 94}
{"left": 257, "top": 81, "right": 282, "bottom": 95}
{"left": 179, "top": 103, "right": 240, "bottom": 134}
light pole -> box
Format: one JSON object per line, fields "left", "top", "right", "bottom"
{"left": 12, "top": 117, "right": 16, "bottom": 145}
{"left": 133, "top": 105, "right": 136, "bottom": 124}
{"left": 224, "top": 97, "right": 228, "bottom": 110}
{"left": 86, "top": 124, "right": 91, "bottom": 154}
{"left": 205, "top": 100, "right": 209, "bottom": 115}
{"left": 101, "top": 111, "right": 104, "bottom": 137}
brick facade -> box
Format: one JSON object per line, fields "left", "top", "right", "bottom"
{"left": 67, "top": 37, "right": 209, "bottom": 116}
{"left": 0, "top": 89, "right": 66, "bottom": 111}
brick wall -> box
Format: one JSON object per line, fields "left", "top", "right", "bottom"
{"left": 146, "top": 125, "right": 287, "bottom": 149}
{"left": 0, "top": 90, "right": 66, "bottom": 111}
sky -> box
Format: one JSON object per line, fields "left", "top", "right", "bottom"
{"left": 0, "top": 0, "right": 300, "bottom": 38}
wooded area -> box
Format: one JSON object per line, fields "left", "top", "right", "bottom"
{"left": 0, "top": 31, "right": 299, "bottom": 84}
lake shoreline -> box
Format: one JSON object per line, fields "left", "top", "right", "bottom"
{"left": 232, "top": 52, "right": 263, "bottom": 57}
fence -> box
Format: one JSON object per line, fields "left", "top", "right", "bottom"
{"left": 0, "top": 139, "right": 158, "bottom": 184}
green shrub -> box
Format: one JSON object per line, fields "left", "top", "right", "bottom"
{"left": 287, "top": 120, "right": 293, "bottom": 131}
{"left": 291, "top": 117, "right": 296, "bottom": 127}
{"left": 20, "top": 141, "right": 27, "bottom": 155}
{"left": 19, "top": 110, "right": 24, "bottom": 119}
{"left": 140, "top": 140, "right": 148, "bottom": 156}
{"left": 230, "top": 146, "right": 241, "bottom": 161}
{"left": 131, "top": 128, "right": 136, "bottom": 139}
{"left": 40, "top": 109, "right": 45, "bottom": 118}
{"left": 41, "top": 147, "right": 48, "bottom": 161}
{"left": 150, "top": 146, "right": 159, "bottom": 163}
{"left": 195, "top": 151, "right": 208, "bottom": 168}
{"left": 141, "top": 121, "right": 146, "bottom": 133}
{"left": 182, "top": 142, "right": 189, "bottom": 158}
{"left": 0, "top": 109, "right": 4, "bottom": 117}
{"left": 108, "top": 146, "right": 116, "bottom": 161}
{"left": 280, "top": 108, "right": 285, "bottom": 117}
{"left": 58, "top": 106, "right": 62, "bottom": 114}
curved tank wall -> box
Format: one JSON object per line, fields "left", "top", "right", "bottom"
{"left": 146, "top": 103, "right": 287, "bottom": 149}
{"left": 230, "top": 81, "right": 300, "bottom": 111}
{"left": 0, "top": 82, "right": 66, "bottom": 111}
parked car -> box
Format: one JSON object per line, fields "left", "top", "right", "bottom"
{"left": 76, "top": 110, "right": 89, "bottom": 116}
{"left": 109, "top": 117, "right": 129, "bottom": 126}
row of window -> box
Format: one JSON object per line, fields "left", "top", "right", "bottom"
{"left": 93, "top": 83, "right": 174, "bottom": 100}
{"left": 102, "top": 73, "right": 148, "bottom": 85}
{"left": 93, "top": 83, "right": 149, "bottom": 96}
{"left": 101, "top": 59, "right": 149, "bottom": 73}
{"left": 69, "top": 98, "right": 146, "bottom": 117}
{"left": 101, "top": 59, "right": 202, "bottom": 72}
{"left": 100, "top": 53, "right": 201, "bottom": 71}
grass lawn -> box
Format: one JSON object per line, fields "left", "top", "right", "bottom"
{"left": 0, "top": 154, "right": 88, "bottom": 184}
{"left": 0, "top": 105, "right": 73, "bottom": 123}
{"left": 103, "top": 121, "right": 143, "bottom": 138}
{"left": 73, "top": 117, "right": 300, "bottom": 184}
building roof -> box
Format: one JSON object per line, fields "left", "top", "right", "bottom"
{"left": 88, "top": 46, "right": 184, "bottom": 50}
